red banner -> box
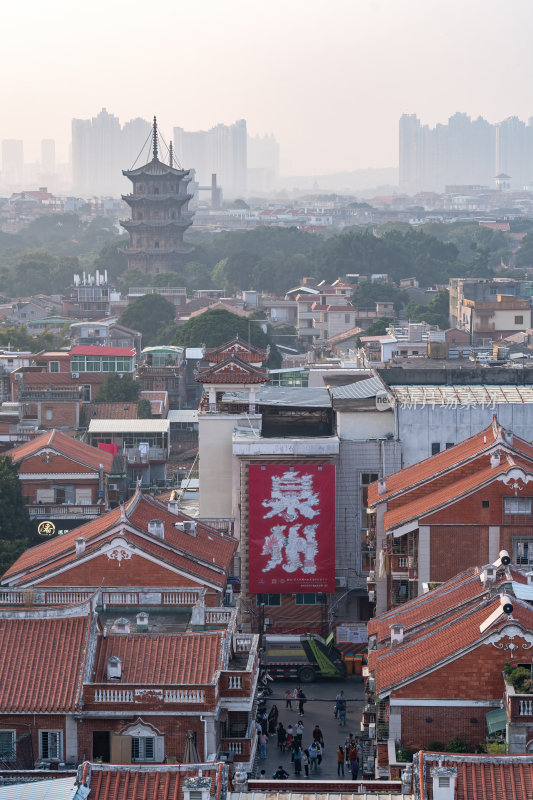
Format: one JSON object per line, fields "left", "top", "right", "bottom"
{"left": 248, "top": 464, "right": 335, "bottom": 593}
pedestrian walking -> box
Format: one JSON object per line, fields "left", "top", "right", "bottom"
{"left": 273, "top": 766, "right": 289, "bottom": 780}
{"left": 337, "top": 744, "right": 346, "bottom": 777}
{"left": 285, "top": 724, "right": 294, "bottom": 753}
{"left": 296, "top": 719, "right": 304, "bottom": 738}
{"left": 308, "top": 741, "right": 318, "bottom": 772}
{"left": 277, "top": 722, "right": 286, "bottom": 753}
{"left": 335, "top": 690, "right": 346, "bottom": 725}
{"left": 261, "top": 710, "right": 269, "bottom": 734}
{"left": 316, "top": 740, "right": 323, "bottom": 766}
{"left": 285, "top": 689, "right": 293, "bottom": 710}
{"left": 293, "top": 744, "right": 302, "bottom": 775}
{"left": 312, "top": 724, "right": 324, "bottom": 747}
{"left": 268, "top": 705, "right": 279, "bottom": 735}
{"left": 259, "top": 732, "right": 268, "bottom": 759}
{"left": 302, "top": 748, "right": 309, "bottom": 777}
{"left": 350, "top": 754, "right": 359, "bottom": 781}
{"left": 297, "top": 687, "right": 307, "bottom": 715}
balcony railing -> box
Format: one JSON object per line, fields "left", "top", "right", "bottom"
{"left": 125, "top": 447, "right": 165, "bottom": 463}
{"left": 28, "top": 504, "right": 103, "bottom": 518}
{"left": 92, "top": 687, "right": 205, "bottom": 704}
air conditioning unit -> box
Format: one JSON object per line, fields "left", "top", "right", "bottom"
{"left": 72, "top": 372, "right": 79, "bottom": 378}
{"left": 368, "top": 590, "right": 375, "bottom": 603}
{"left": 108, "top": 483, "right": 118, "bottom": 491}
{"left": 335, "top": 576, "right": 347, "bottom": 588}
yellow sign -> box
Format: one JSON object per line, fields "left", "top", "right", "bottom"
{"left": 37, "top": 520, "right": 56, "bottom": 537}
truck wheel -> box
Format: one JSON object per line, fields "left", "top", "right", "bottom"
{"left": 298, "top": 666, "right": 315, "bottom": 683}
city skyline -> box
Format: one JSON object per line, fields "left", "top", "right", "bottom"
{"left": 2, "top": 0, "right": 533, "bottom": 176}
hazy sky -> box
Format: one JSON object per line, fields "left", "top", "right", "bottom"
{"left": 3, "top": 0, "right": 533, "bottom": 175}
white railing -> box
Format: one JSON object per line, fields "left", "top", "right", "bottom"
{"left": 234, "top": 635, "right": 254, "bottom": 652}
{"left": 102, "top": 592, "right": 140, "bottom": 605}
{"left": 162, "top": 590, "right": 201, "bottom": 605}
{"left": 164, "top": 689, "right": 205, "bottom": 703}
{"left": 0, "top": 591, "right": 24, "bottom": 604}
{"left": 28, "top": 505, "right": 102, "bottom": 517}
{"left": 227, "top": 676, "right": 242, "bottom": 689}
{"left": 94, "top": 688, "right": 134, "bottom": 703}
{"left": 228, "top": 742, "right": 243, "bottom": 755}
{"left": 43, "top": 591, "right": 90, "bottom": 605}
{"left": 520, "top": 699, "right": 533, "bottom": 715}
{"left": 205, "top": 609, "right": 233, "bottom": 624}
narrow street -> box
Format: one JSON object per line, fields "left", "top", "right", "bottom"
{"left": 255, "top": 675, "right": 365, "bottom": 780}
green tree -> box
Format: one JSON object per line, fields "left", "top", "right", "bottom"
{"left": 118, "top": 293, "right": 177, "bottom": 347}
{"left": 172, "top": 309, "right": 282, "bottom": 368}
{"left": 0, "top": 456, "right": 32, "bottom": 544}
{"left": 351, "top": 282, "right": 409, "bottom": 313}
{"left": 137, "top": 398, "right": 152, "bottom": 418}
{"left": 406, "top": 289, "right": 450, "bottom": 329}
{"left": 359, "top": 317, "right": 395, "bottom": 338}
{"left": 96, "top": 374, "right": 140, "bottom": 402}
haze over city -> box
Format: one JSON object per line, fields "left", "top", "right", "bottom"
{"left": 3, "top": 0, "right": 533, "bottom": 176}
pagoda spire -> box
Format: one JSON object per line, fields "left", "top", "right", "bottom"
{"left": 169, "top": 141, "right": 173, "bottom": 168}
{"left": 152, "top": 115, "right": 158, "bottom": 161}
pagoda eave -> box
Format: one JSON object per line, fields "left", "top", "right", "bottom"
{"left": 121, "top": 194, "right": 192, "bottom": 206}
{"left": 119, "top": 246, "right": 194, "bottom": 256}
{"left": 120, "top": 219, "right": 193, "bottom": 231}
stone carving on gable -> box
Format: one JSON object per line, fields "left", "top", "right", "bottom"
{"left": 104, "top": 537, "right": 134, "bottom": 566}
{"left": 497, "top": 468, "right": 533, "bottom": 491}
{"left": 485, "top": 624, "right": 533, "bottom": 652}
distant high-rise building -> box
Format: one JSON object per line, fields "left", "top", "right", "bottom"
{"left": 71, "top": 109, "right": 152, "bottom": 196}
{"left": 2, "top": 139, "right": 24, "bottom": 187}
{"left": 173, "top": 119, "right": 247, "bottom": 197}
{"left": 120, "top": 117, "right": 194, "bottom": 275}
{"left": 40, "top": 139, "right": 55, "bottom": 175}
{"left": 247, "top": 133, "right": 280, "bottom": 191}
{"left": 399, "top": 112, "right": 533, "bottom": 193}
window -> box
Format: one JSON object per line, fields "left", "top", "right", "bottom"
{"left": 256, "top": 593, "right": 280, "bottom": 606}
{"left": 49, "top": 361, "right": 59, "bottom": 373}
{"left": 154, "top": 241, "right": 159, "bottom": 249}
{"left": 132, "top": 736, "right": 155, "bottom": 761}
{"left": 344, "top": 314, "right": 351, "bottom": 324}
{"left": 445, "top": 442, "right": 454, "bottom": 449}
{"left": 516, "top": 540, "right": 533, "bottom": 565}
{"left": 438, "top": 777, "right": 450, "bottom": 788}
{"left": 515, "top": 316, "right": 524, "bottom": 325}
{"left": 0, "top": 731, "right": 15, "bottom": 758}
{"left": 482, "top": 500, "right": 490, "bottom": 508}
{"left": 295, "top": 593, "right": 327, "bottom": 605}
{"left": 40, "top": 730, "right": 62, "bottom": 760}
{"left": 361, "top": 473, "right": 379, "bottom": 485}
{"left": 45, "top": 409, "right": 53, "bottom": 421}
{"left": 505, "top": 498, "right": 532, "bottom": 514}
{"left": 431, "top": 442, "right": 441, "bottom": 455}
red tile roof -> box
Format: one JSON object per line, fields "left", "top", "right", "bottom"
{"left": 204, "top": 337, "right": 268, "bottom": 363}
{"left": 382, "top": 456, "right": 533, "bottom": 531}
{"left": 70, "top": 346, "right": 136, "bottom": 357}
{"left": 83, "top": 762, "right": 225, "bottom": 800}
{"left": 86, "top": 402, "right": 139, "bottom": 420}
{"left": 416, "top": 750, "right": 533, "bottom": 800}
{"left": 373, "top": 596, "right": 533, "bottom": 694}
{"left": 93, "top": 630, "right": 223, "bottom": 684}
{"left": 0, "top": 611, "right": 91, "bottom": 711}
{"left": 2, "top": 491, "right": 237, "bottom": 588}
{"left": 195, "top": 354, "right": 268, "bottom": 384}
{"left": 368, "top": 419, "right": 533, "bottom": 507}
{"left": 6, "top": 428, "right": 114, "bottom": 472}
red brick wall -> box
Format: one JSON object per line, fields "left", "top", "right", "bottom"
{"left": 429, "top": 525, "right": 489, "bottom": 582}
{"left": 38, "top": 402, "right": 81, "bottom": 429}
{"left": 38, "top": 553, "right": 204, "bottom": 588}
{"left": 393, "top": 643, "right": 525, "bottom": 701}
{"left": 400, "top": 705, "right": 495, "bottom": 750}
{"left": 246, "top": 594, "right": 327, "bottom": 635}
{"left": 22, "top": 480, "right": 99, "bottom": 504}
{"left": 0, "top": 714, "right": 66, "bottom": 763}
{"left": 20, "top": 454, "right": 97, "bottom": 475}
{"left": 77, "top": 715, "right": 205, "bottom": 762}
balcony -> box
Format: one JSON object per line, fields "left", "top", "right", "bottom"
{"left": 27, "top": 504, "right": 103, "bottom": 518}
{"left": 90, "top": 687, "right": 205, "bottom": 704}
{"left": 125, "top": 447, "right": 165, "bottom": 464}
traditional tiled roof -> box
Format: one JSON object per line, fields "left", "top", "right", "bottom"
{"left": 367, "top": 565, "right": 498, "bottom": 642}
{"left": 86, "top": 402, "right": 139, "bottom": 420}
{"left": 383, "top": 456, "right": 533, "bottom": 531}
{"left": 82, "top": 762, "right": 225, "bottom": 800}
{"left": 195, "top": 354, "right": 268, "bottom": 384}
{"left": 93, "top": 630, "right": 223, "bottom": 685}
{"left": 373, "top": 595, "right": 533, "bottom": 694}
{"left": 2, "top": 491, "right": 236, "bottom": 588}
{"left": 6, "top": 428, "right": 114, "bottom": 473}
{"left": 204, "top": 336, "right": 268, "bottom": 363}
{"left": 0, "top": 610, "right": 91, "bottom": 712}
{"left": 414, "top": 750, "right": 533, "bottom": 800}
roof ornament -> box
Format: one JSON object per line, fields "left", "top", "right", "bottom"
{"left": 119, "top": 503, "right": 127, "bottom": 523}
{"left": 152, "top": 116, "right": 158, "bottom": 161}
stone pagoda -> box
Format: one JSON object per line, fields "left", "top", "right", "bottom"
{"left": 120, "top": 116, "right": 194, "bottom": 274}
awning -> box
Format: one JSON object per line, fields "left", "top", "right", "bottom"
{"left": 486, "top": 708, "right": 507, "bottom": 735}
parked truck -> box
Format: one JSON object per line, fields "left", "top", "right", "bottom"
{"left": 261, "top": 633, "right": 346, "bottom": 682}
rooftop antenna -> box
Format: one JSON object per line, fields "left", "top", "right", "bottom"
{"left": 169, "top": 141, "right": 173, "bottom": 168}
{"left": 152, "top": 115, "right": 158, "bottom": 161}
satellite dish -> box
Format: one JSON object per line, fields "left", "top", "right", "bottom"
{"left": 501, "top": 554, "right": 511, "bottom": 566}
{"left": 502, "top": 602, "right": 514, "bottom": 615}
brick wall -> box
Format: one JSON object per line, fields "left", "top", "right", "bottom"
{"left": 20, "top": 453, "right": 97, "bottom": 475}
{"left": 429, "top": 525, "right": 489, "bottom": 582}
{"left": 400, "top": 705, "right": 496, "bottom": 750}
{"left": 39, "top": 553, "right": 205, "bottom": 588}
{"left": 0, "top": 714, "right": 66, "bottom": 765}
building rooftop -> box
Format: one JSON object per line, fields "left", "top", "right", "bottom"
{"left": 87, "top": 419, "right": 170, "bottom": 434}
{"left": 6, "top": 428, "right": 114, "bottom": 473}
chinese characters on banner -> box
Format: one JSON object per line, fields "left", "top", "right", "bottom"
{"left": 248, "top": 464, "right": 335, "bottom": 593}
